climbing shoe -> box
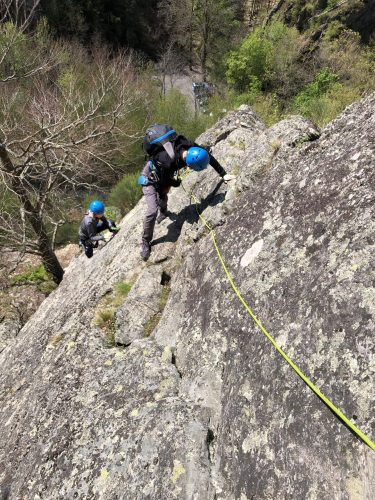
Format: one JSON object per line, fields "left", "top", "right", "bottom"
{"left": 140, "top": 240, "right": 151, "bottom": 261}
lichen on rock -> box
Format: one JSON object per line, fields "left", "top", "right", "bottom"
{"left": 1, "top": 93, "right": 375, "bottom": 499}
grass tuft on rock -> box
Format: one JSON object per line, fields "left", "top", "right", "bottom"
{"left": 11, "top": 264, "right": 58, "bottom": 294}
{"left": 94, "top": 279, "right": 134, "bottom": 346}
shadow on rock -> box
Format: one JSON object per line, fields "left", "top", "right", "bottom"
{"left": 151, "top": 180, "right": 225, "bottom": 247}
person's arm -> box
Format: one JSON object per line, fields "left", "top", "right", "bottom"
{"left": 207, "top": 153, "right": 235, "bottom": 181}
{"left": 86, "top": 219, "right": 104, "bottom": 242}
{"left": 208, "top": 152, "right": 226, "bottom": 177}
{"left": 97, "top": 216, "right": 110, "bottom": 232}
{"left": 192, "top": 140, "right": 226, "bottom": 177}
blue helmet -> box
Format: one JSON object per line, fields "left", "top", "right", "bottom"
{"left": 185, "top": 147, "right": 209, "bottom": 171}
{"left": 89, "top": 200, "right": 105, "bottom": 215}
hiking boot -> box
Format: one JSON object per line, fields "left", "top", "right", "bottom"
{"left": 140, "top": 240, "right": 151, "bottom": 261}
{"left": 156, "top": 210, "right": 169, "bottom": 224}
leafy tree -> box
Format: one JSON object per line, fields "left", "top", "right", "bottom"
{"left": 225, "top": 21, "right": 304, "bottom": 96}
{"left": 294, "top": 67, "right": 339, "bottom": 110}
{"left": 292, "top": 67, "right": 341, "bottom": 124}
{"left": 226, "top": 28, "right": 272, "bottom": 91}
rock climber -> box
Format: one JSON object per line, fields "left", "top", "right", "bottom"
{"left": 138, "top": 124, "right": 236, "bottom": 260}
{"left": 79, "top": 200, "right": 119, "bottom": 258}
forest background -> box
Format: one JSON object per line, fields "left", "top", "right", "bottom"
{"left": 0, "top": 0, "right": 374, "bottom": 291}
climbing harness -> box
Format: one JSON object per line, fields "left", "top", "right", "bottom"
{"left": 182, "top": 181, "right": 375, "bottom": 452}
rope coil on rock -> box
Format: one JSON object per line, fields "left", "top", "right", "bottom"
{"left": 182, "top": 181, "right": 375, "bottom": 452}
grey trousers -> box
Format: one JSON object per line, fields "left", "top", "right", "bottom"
{"left": 142, "top": 184, "right": 169, "bottom": 244}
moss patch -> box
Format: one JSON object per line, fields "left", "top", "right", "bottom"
{"left": 94, "top": 280, "right": 134, "bottom": 346}
{"left": 48, "top": 333, "right": 64, "bottom": 347}
{"left": 11, "top": 264, "right": 57, "bottom": 295}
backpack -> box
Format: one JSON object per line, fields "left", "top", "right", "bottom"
{"left": 143, "top": 124, "right": 177, "bottom": 160}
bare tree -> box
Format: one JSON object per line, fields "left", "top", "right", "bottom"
{"left": 156, "top": 41, "right": 185, "bottom": 96}
{"left": 158, "top": 0, "right": 197, "bottom": 70}
{"left": 0, "top": 0, "right": 40, "bottom": 28}
{"left": 0, "top": 0, "right": 51, "bottom": 83}
{"left": 0, "top": 17, "right": 144, "bottom": 283}
{"left": 195, "top": 0, "right": 236, "bottom": 80}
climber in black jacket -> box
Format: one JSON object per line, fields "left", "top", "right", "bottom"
{"left": 79, "top": 200, "right": 119, "bottom": 258}
{"left": 139, "top": 125, "right": 236, "bottom": 260}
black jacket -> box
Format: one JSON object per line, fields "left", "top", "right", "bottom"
{"left": 79, "top": 213, "right": 110, "bottom": 243}
{"left": 150, "top": 135, "right": 226, "bottom": 186}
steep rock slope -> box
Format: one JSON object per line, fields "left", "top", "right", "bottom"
{"left": 0, "top": 96, "right": 374, "bottom": 499}
{"left": 267, "top": 0, "right": 375, "bottom": 42}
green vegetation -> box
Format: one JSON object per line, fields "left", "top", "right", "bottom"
{"left": 152, "top": 89, "right": 210, "bottom": 141}
{"left": 143, "top": 314, "right": 161, "bottom": 338}
{"left": 11, "top": 264, "right": 58, "bottom": 294}
{"left": 12, "top": 264, "right": 48, "bottom": 285}
{"left": 213, "top": 18, "right": 375, "bottom": 127}
{"left": 107, "top": 174, "right": 142, "bottom": 216}
{"left": 294, "top": 68, "right": 339, "bottom": 113}
{"left": 326, "top": 0, "right": 341, "bottom": 10}
{"left": 94, "top": 280, "right": 134, "bottom": 346}
{"left": 1, "top": 3, "right": 374, "bottom": 263}
{"left": 114, "top": 281, "right": 133, "bottom": 298}
{"left": 11, "top": 266, "right": 42, "bottom": 286}
{"left": 55, "top": 223, "right": 79, "bottom": 246}
{"left": 226, "top": 22, "right": 303, "bottom": 96}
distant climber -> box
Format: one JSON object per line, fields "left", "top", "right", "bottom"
{"left": 79, "top": 200, "right": 119, "bottom": 258}
{"left": 138, "top": 124, "right": 236, "bottom": 260}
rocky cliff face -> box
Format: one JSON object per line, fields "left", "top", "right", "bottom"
{"left": 0, "top": 94, "right": 374, "bottom": 499}
{"left": 264, "top": 0, "right": 375, "bottom": 44}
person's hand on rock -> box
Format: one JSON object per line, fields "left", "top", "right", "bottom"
{"left": 223, "top": 174, "right": 236, "bottom": 183}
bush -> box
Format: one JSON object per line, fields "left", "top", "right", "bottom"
{"left": 320, "top": 30, "right": 375, "bottom": 96}
{"left": 151, "top": 89, "right": 210, "bottom": 140}
{"left": 252, "top": 93, "right": 283, "bottom": 126}
{"left": 293, "top": 77, "right": 358, "bottom": 126}
{"left": 225, "top": 22, "right": 303, "bottom": 97}
{"left": 294, "top": 68, "right": 339, "bottom": 112}
{"left": 226, "top": 29, "right": 273, "bottom": 92}
{"left": 107, "top": 173, "right": 142, "bottom": 216}
{"left": 205, "top": 86, "right": 282, "bottom": 128}
{"left": 11, "top": 264, "right": 58, "bottom": 294}
{"left": 11, "top": 264, "right": 49, "bottom": 285}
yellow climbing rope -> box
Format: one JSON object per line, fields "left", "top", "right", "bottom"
{"left": 183, "top": 182, "right": 375, "bottom": 452}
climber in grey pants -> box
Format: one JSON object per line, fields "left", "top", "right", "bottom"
{"left": 142, "top": 183, "right": 169, "bottom": 247}
{"left": 139, "top": 128, "right": 236, "bottom": 260}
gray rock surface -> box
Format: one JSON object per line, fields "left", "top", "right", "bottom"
{"left": 115, "top": 265, "right": 165, "bottom": 345}
{"left": 0, "top": 318, "right": 21, "bottom": 349}
{"left": 1, "top": 94, "right": 374, "bottom": 499}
